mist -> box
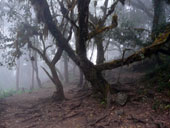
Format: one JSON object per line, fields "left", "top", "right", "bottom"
{"left": 0, "top": 0, "right": 170, "bottom": 127}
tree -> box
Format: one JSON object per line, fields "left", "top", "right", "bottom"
{"left": 16, "top": 58, "right": 20, "bottom": 90}
{"left": 152, "top": 0, "right": 166, "bottom": 39}
{"left": 29, "top": 0, "right": 170, "bottom": 102}
{"left": 63, "top": 52, "right": 69, "bottom": 83}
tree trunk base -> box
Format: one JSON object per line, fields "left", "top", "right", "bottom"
{"left": 52, "top": 91, "right": 65, "bottom": 102}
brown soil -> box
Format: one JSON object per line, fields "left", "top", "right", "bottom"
{"left": 0, "top": 73, "right": 170, "bottom": 128}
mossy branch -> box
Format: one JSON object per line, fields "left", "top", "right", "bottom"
{"left": 88, "top": 22, "right": 118, "bottom": 40}
{"left": 96, "top": 28, "right": 170, "bottom": 71}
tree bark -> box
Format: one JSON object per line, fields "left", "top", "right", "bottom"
{"left": 30, "top": 59, "right": 35, "bottom": 90}
{"left": 50, "top": 66, "right": 65, "bottom": 101}
{"left": 96, "top": 30, "right": 170, "bottom": 71}
{"left": 29, "top": 0, "right": 170, "bottom": 101}
{"left": 16, "top": 58, "right": 20, "bottom": 91}
{"left": 95, "top": 35, "right": 105, "bottom": 64}
{"left": 29, "top": 42, "right": 65, "bottom": 101}
{"left": 42, "top": 65, "right": 65, "bottom": 101}
{"left": 63, "top": 52, "right": 69, "bottom": 83}
{"left": 152, "top": 0, "right": 166, "bottom": 39}
{"left": 78, "top": 68, "right": 83, "bottom": 87}
{"left": 34, "top": 55, "right": 42, "bottom": 88}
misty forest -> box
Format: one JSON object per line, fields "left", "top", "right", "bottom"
{"left": 0, "top": 0, "right": 170, "bottom": 127}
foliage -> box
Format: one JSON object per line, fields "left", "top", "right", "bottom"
{"left": 145, "top": 57, "right": 170, "bottom": 92}
{"left": 152, "top": 99, "right": 170, "bottom": 111}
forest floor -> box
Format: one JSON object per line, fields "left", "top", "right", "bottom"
{"left": 0, "top": 69, "right": 170, "bottom": 128}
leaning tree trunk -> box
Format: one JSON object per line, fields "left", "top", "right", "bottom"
{"left": 50, "top": 66, "right": 65, "bottom": 101}
{"left": 30, "top": 0, "right": 111, "bottom": 101}
{"left": 42, "top": 65, "right": 65, "bottom": 101}
{"left": 63, "top": 52, "right": 69, "bottom": 83}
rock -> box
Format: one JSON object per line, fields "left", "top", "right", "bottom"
{"left": 115, "top": 109, "right": 124, "bottom": 116}
{"left": 115, "top": 92, "right": 128, "bottom": 106}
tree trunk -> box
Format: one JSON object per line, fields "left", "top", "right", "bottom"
{"left": 79, "top": 59, "right": 110, "bottom": 99}
{"left": 95, "top": 35, "right": 105, "bottom": 64}
{"left": 30, "top": 0, "right": 111, "bottom": 101}
{"left": 78, "top": 68, "right": 83, "bottom": 87}
{"left": 152, "top": 0, "right": 166, "bottom": 39}
{"left": 30, "top": 60, "right": 35, "bottom": 90}
{"left": 50, "top": 66, "right": 65, "bottom": 101}
{"left": 42, "top": 65, "right": 65, "bottom": 101}
{"left": 63, "top": 52, "right": 69, "bottom": 83}
{"left": 30, "top": 0, "right": 170, "bottom": 102}
{"left": 152, "top": 0, "right": 166, "bottom": 64}
{"left": 34, "top": 52, "right": 42, "bottom": 88}
{"left": 16, "top": 58, "right": 20, "bottom": 91}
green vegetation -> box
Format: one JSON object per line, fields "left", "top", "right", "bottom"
{"left": 145, "top": 58, "right": 170, "bottom": 92}
{"left": 152, "top": 99, "right": 170, "bottom": 111}
{"left": 0, "top": 88, "right": 33, "bottom": 99}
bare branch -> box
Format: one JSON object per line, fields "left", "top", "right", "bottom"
{"left": 28, "top": 41, "right": 51, "bottom": 66}
{"left": 57, "top": 0, "right": 79, "bottom": 29}
{"left": 28, "top": 41, "right": 44, "bottom": 58}
{"left": 41, "top": 66, "right": 56, "bottom": 85}
{"left": 100, "top": 0, "right": 119, "bottom": 25}
{"left": 45, "top": 44, "right": 53, "bottom": 51}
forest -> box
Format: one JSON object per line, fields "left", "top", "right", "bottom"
{"left": 0, "top": 0, "right": 170, "bottom": 127}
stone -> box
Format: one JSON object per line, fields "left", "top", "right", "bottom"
{"left": 115, "top": 92, "right": 128, "bottom": 106}
{"left": 115, "top": 109, "right": 124, "bottom": 116}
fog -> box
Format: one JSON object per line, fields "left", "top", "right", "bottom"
{"left": 0, "top": 0, "right": 169, "bottom": 92}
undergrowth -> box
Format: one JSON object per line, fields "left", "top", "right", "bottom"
{"left": 0, "top": 88, "right": 33, "bottom": 99}
{"left": 145, "top": 58, "right": 170, "bottom": 92}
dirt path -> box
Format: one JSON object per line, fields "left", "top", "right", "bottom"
{"left": 0, "top": 82, "right": 170, "bottom": 128}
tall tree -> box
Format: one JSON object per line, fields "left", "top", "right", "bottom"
{"left": 152, "top": 0, "right": 166, "bottom": 38}
{"left": 16, "top": 58, "right": 20, "bottom": 90}
{"left": 63, "top": 52, "right": 69, "bottom": 83}
{"left": 29, "top": 0, "right": 170, "bottom": 102}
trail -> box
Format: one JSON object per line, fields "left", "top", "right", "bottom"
{"left": 0, "top": 72, "right": 170, "bottom": 128}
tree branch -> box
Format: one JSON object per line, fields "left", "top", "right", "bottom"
{"left": 88, "top": 21, "right": 118, "bottom": 40}
{"left": 57, "top": 0, "right": 79, "bottom": 29}
{"left": 41, "top": 66, "right": 56, "bottom": 85}
{"left": 96, "top": 29, "right": 170, "bottom": 71}
{"left": 100, "top": 0, "right": 119, "bottom": 25}
{"left": 30, "top": 0, "right": 80, "bottom": 66}
{"left": 28, "top": 41, "right": 51, "bottom": 66}
{"left": 51, "top": 48, "right": 63, "bottom": 66}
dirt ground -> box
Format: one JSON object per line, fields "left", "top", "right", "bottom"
{"left": 0, "top": 71, "right": 170, "bottom": 128}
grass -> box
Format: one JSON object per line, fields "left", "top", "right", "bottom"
{"left": 0, "top": 88, "right": 33, "bottom": 99}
